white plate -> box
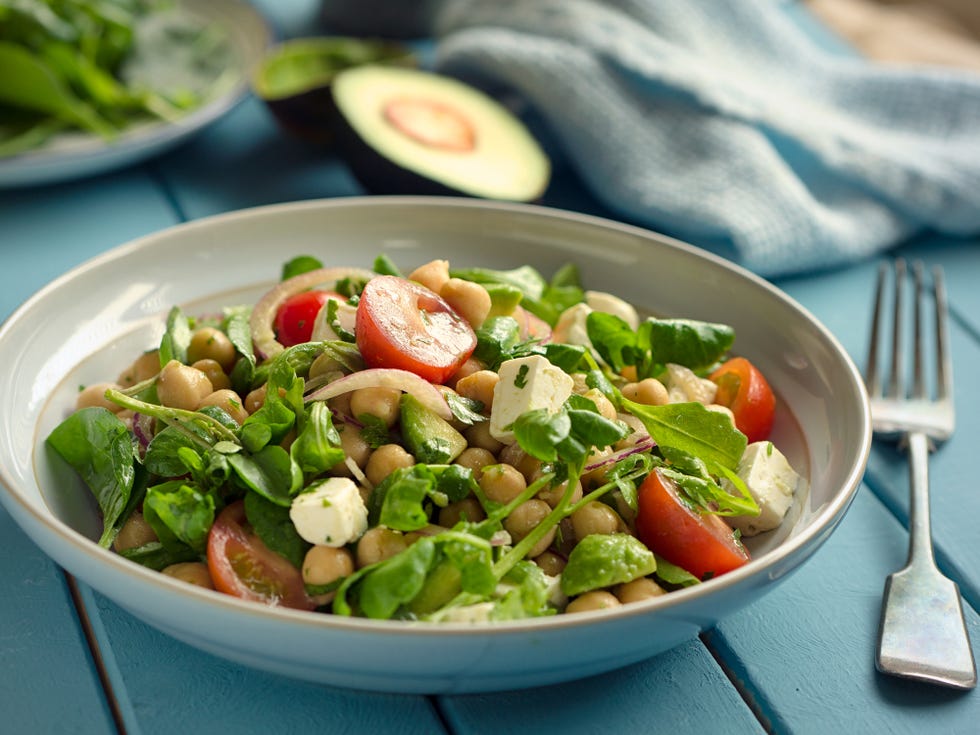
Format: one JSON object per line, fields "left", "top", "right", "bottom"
{"left": 0, "top": 197, "right": 871, "bottom": 693}
{"left": 0, "top": 0, "right": 271, "bottom": 188}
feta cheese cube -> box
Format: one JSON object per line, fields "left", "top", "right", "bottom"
{"left": 310, "top": 297, "right": 357, "bottom": 341}
{"left": 290, "top": 477, "right": 368, "bottom": 547}
{"left": 724, "top": 441, "right": 800, "bottom": 536}
{"left": 490, "top": 355, "right": 574, "bottom": 443}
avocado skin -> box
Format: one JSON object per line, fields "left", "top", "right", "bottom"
{"left": 400, "top": 394, "right": 467, "bottom": 464}
{"left": 265, "top": 88, "right": 343, "bottom": 146}
{"left": 331, "top": 113, "right": 494, "bottom": 198}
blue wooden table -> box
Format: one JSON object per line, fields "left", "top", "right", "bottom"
{"left": 2, "top": 2, "right": 979, "bottom": 733}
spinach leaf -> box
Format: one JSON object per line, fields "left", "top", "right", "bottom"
{"left": 118, "top": 541, "right": 201, "bottom": 571}
{"left": 244, "top": 490, "right": 309, "bottom": 569}
{"left": 46, "top": 407, "right": 136, "bottom": 548}
{"left": 560, "top": 533, "right": 656, "bottom": 597}
{"left": 144, "top": 425, "right": 202, "bottom": 478}
{"left": 227, "top": 445, "right": 301, "bottom": 506}
{"left": 290, "top": 401, "right": 344, "bottom": 475}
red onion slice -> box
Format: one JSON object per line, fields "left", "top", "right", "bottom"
{"left": 305, "top": 367, "right": 453, "bottom": 422}
{"left": 250, "top": 266, "right": 375, "bottom": 360}
{"left": 583, "top": 435, "right": 656, "bottom": 472}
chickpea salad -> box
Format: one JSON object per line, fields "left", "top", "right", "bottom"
{"left": 47, "top": 254, "right": 801, "bottom": 621}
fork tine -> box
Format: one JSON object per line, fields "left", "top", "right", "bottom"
{"left": 912, "top": 262, "right": 925, "bottom": 399}
{"left": 888, "top": 259, "right": 906, "bottom": 399}
{"left": 865, "top": 262, "right": 888, "bottom": 396}
{"left": 934, "top": 265, "right": 953, "bottom": 402}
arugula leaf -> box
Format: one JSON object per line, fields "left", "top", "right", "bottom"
{"left": 46, "top": 407, "right": 137, "bottom": 548}
{"left": 621, "top": 398, "right": 746, "bottom": 475}
{"left": 290, "top": 401, "right": 344, "bottom": 474}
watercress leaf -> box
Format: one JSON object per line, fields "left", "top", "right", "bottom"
{"left": 567, "top": 408, "right": 628, "bottom": 449}
{"left": 541, "top": 343, "right": 586, "bottom": 373}
{"left": 222, "top": 306, "right": 255, "bottom": 367}
{"left": 143, "top": 481, "right": 215, "bottom": 553}
{"left": 244, "top": 489, "right": 309, "bottom": 569}
{"left": 440, "top": 533, "right": 496, "bottom": 596}
{"left": 227, "top": 445, "right": 300, "bottom": 506}
{"left": 159, "top": 305, "right": 191, "bottom": 367}
{"left": 512, "top": 408, "right": 571, "bottom": 463}
{"left": 144, "top": 425, "right": 201, "bottom": 478}
{"left": 240, "top": 400, "right": 295, "bottom": 453}
{"left": 281, "top": 255, "right": 322, "bottom": 280}
{"left": 291, "top": 401, "right": 344, "bottom": 474}
{"left": 357, "top": 537, "right": 437, "bottom": 619}
{"left": 644, "top": 318, "right": 735, "bottom": 372}
{"left": 46, "top": 407, "right": 136, "bottom": 548}
{"left": 433, "top": 464, "right": 478, "bottom": 503}
{"left": 491, "top": 560, "right": 554, "bottom": 620}
{"left": 653, "top": 554, "right": 702, "bottom": 588}
{"left": 473, "top": 315, "right": 522, "bottom": 370}
{"left": 560, "top": 533, "right": 656, "bottom": 597}
{"left": 622, "top": 398, "right": 746, "bottom": 473}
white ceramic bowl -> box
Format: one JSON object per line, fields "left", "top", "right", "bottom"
{"left": 0, "top": 197, "right": 870, "bottom": 693}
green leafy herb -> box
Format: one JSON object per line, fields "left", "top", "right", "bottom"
{"left": 159, "top": 305, "right": 191, "bottom": 367}
{"left": 281, "top": 255, "right": 323, "bottom": 280}
{"left": 46, "top": 407, "right": 137, "bottom": 547}
{"left": 372, "top": 254, "right": 402, "bottom": 277}
{"left": 142, "top": 481, "right": 215, "bottom": 553}
{"left": 244, "top": 489, "right": 309, "bottom": 569}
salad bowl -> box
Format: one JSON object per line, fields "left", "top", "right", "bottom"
{"left": 0, "top": 197, "right": 871, "bottom": 693}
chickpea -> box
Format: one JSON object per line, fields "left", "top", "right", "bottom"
{"left": 479, "top": 463, "right": 527, "bottom": 504}
{"left": 614, "top": 413, "right": 647, "bottom": 451}
{"left": 440, "top": 278, "right": 492, "bottom": 328}
{"left": 454, "top": 370, "right": 499, "bottom": 413}
{"left": 453, "top": 447, "right": 496, "bottom": 480}
{"left": 408, "top": 259, "right": 450, "bottom": 293}
{"left": 329, "top": 425, "right": 371, "bottom": 477}
{"left": 504, "top": 499, "right": 555, "bottom": 558}
{"left": 113, "top": 512, "right": 157, "bottom": 552}
{"left": 327, "top": 391, "right": 352, "bottom": 418}
{"left": 570, "top": 502, "right": 621, "bottom": 541}
{"left": 187, "top": 327, "right": 236, "bottom": 372}
{"left": 244, "top": 383, "right": 267, "bottom": 414}
{"left": 156, "top": 360, "right": 213, "bottom": 410}
{"left": 583, "top": 388, "right": 617, "bottom": 421}
{"left": 533, "top": 550, "right": 567, "bottom": 576}
{"left": 621, "top": 378, "right": 669, "bottom": 406}
{"left": 162, "top": 562, "right": 214, "bottom": 590}
{"left": 535, "top": 477, "right": 582, "bottom": 509}
{"left": 497, "top": 443, "right": 541, "bottom": 482}
{"left": 116, "top": 350, "right": 160, "bottom": 387}
{"left": 197, "top": 389, "right": 249, "bottom": 424}
{"left": 303, "top": 545, "right": 355, "bottom": 587}
{"left": 191, "top": 359, "right": 231, "bottom": 391}
{"left": 349, "top": 387, "right": 401, "bottom": 428}
{"left": 565, "top": 590, "right": 622, "bottom": 614}
{"left": 76, "top": 382, "right": 123, "bottom": 412}
{"left": 356, "top": 527, "right": 408, "bottom": 568}
{"left": 439, "top": 497, "right": 486, "bottom": 527}
{"left": 365, "top": 443, "right": 415, "bottom": 486}
{"left": 447, "top": 357, "right": 484, "bottom": 388}
{"left": 463, "top": 422, "right": 503, "bottom": 454}
{"left": 615, "top": 577, "right": 667, "bottom": 604}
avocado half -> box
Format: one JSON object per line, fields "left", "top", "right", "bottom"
{"left": 331, "top": 65, "right": 551, "bottom": 202}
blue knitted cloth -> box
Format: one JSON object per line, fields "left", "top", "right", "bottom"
{"left": 432, "top": 0, "right": 980, "bottom": 276}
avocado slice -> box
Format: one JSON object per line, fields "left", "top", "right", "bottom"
{"left": 331, "top": 65, "right": 551, "bottom": 201}
{"left": 400, "top": 393, "right": 466, "bottom": 464}
{"left": 252, "top": 38, "right": 414, "bottom": 144}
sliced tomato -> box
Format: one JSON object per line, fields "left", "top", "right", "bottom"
{"left": 709, "top": 357, "right": 776, "bottom": 443}
{"left": 207, "top": 500, "right": 315, "bottom": 610}
{"left": 356, "top": 275, "right": 476, "bottom": 384}
{"left": 274, "top": 290, "right": 340, "bottom": 347}
{"left": 635, "top": 469, "right": 749, "bottom": 581}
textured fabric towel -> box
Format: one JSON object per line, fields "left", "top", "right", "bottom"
{"left": 431, "top": 0, "right": 980, "bottom": 276}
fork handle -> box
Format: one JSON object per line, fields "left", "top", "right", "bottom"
{"left": 906, "top": 431, "right": 937, "bottom": 569}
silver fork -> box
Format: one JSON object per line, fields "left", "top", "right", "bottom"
{"left": 866, "top": 258, "right": 976, "bottom": 689}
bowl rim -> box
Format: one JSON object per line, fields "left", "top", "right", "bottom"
{"left": 0, "top": 194, "right": 872, "bottom": 636}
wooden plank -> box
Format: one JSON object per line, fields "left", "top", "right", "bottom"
{"left": 709, "top": 486, "right": 980, "bottom": 734}
{"left": 75, "top": 584, "right": 448, "bottom": 735}
{"left": 438, "top": 639, "right": 764, "bottom": 735}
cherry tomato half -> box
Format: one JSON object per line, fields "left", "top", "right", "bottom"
{"left": 274, "top": 290, "right": 336, "bottom": 347}
{"left": 709, "top": 357, "right": 776, "bottom": 443}
{"left": 207, "top": 501, "right": 315, "bottom": 610}
{"left": 635, "top": 469, "right": 750, "bottom": 581}
{"left": 356, "top": 275, "right": 477, "bottom": 384}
